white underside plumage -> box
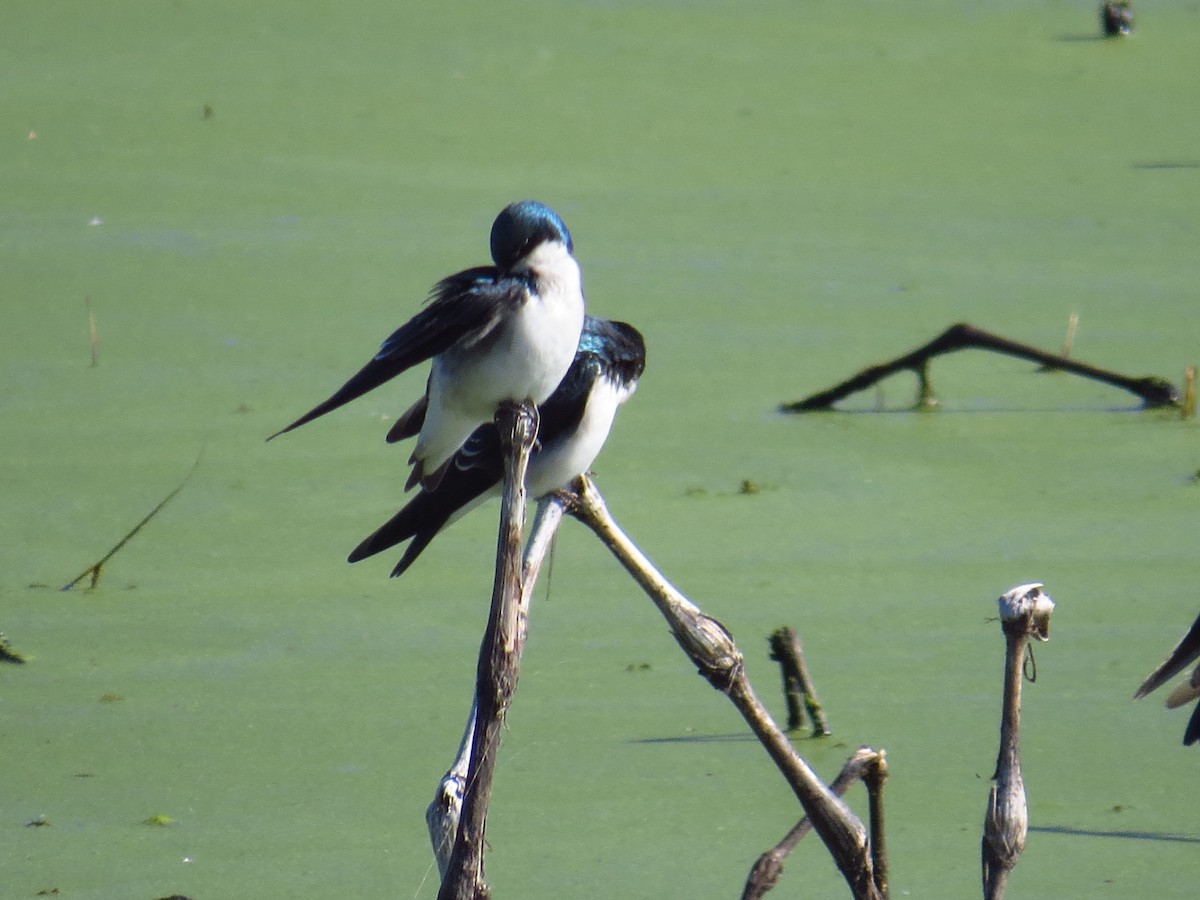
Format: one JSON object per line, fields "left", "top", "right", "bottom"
{"left": 411, "top": 241, "right": 585, "bottom": 483}
{"left": 441, "top": 375, "right": 633, "bottom": 531}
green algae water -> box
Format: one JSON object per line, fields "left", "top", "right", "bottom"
{"left": 3, "top": 2, "right": 1198, "bottom": 897}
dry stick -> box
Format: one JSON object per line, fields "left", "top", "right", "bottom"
{"left": 780, "top": 322, "right": 1179, "bottom": 413}
{"left": 768, "top": 627, "right": 831, "bottom": 736}
{"left": 562, "top": 475, "right": 884, "bottom": 900}
{"left": 426, "top": 497, "right": 567, "bottom": 877}
{"left": 982, "top": 583, "right": 1054, "bottom": 900}
{"left": 1183, "top": 366, "right": 1196, "bottom": 420}
{"left": 86, "top": 295, "right": 100, "bottom": 368}
{"left": 862, "top": 750, "right": 890, "bottom": 898}
{"left": 61, "top": 450, "right": 203, "bottom": 591}
{"left": 437, "top": 401, "right": 538, "bottom": 900}
{"left": 1060, "top": 312, "right": 1078, "bottom": 359}
{"left": 741, "top": 746, "right": 883, "bottom": 900}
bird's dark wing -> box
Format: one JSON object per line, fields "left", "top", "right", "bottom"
{"left": 1133, "top": 611, "right": 1200, "bottom": 699}
{"left": 268, "top": 267, "right": 525, "bottom": 439}
{"left": 386, "top": 394, "right": 428, "bottom": 444}
{"left": 585, "top": 318, "right": 647, "bottom": 387}
{"left": 350, "top": 316, "right": 646, "bottom": 578}
{"left": 348, "top": 425, "right": 504, "bottom": 576}
{"left": 1185, "top": 701, "right": 1200, "bottom": 746}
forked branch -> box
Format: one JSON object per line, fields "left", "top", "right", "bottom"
{"left": 780, "top": 322, "right": 1178, "bottom": 413}
{"left": 560, "top": 475, "right": 886, "bottom": 900}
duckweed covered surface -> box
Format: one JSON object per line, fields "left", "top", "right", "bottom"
{"left": 4, "top": 2, "right": 1199, "bottom": 897}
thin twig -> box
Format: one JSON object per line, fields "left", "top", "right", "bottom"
{"left": 61, "top": 449, "right": 203, "bottom": 591}
{"left": 86, "top": 295, "right": 100, "bottom": 368}
{"left": 780, "top": 322, "right": 1179, "bottom": 412}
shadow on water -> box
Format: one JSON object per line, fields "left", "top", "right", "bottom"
{"left": 1131, "top": 161, "right": 1200, "bottom": 170}
{"left": 631, "top": 732, "right": 760, "bottom": 745}
{"left": 1031, "top": 825, "right": 1200, "bottom": 845}
{"left": 774, "top": 404, "right": 1155, "bottom": 417}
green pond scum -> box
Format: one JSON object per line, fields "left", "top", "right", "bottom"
{"left": 3, "top": 1, "right": 1199, "bottom": 898}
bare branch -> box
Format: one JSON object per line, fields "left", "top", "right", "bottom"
{"left": 562, "top": 476, "right": 884, "bottom": 900}
{"left": 742, "top": 746, "right": 883, "bottom": 900}
{"left": 426, "top": 496, "right": 567, "bottom": 877}
{"left": 780, "top": 322, "right": 1178, "bottom": 413}
{"left": 62, "top": 449, "right": 203, "bottom": 591}
{"left": 437, "top": 401, "right": 538, "bottom": 900}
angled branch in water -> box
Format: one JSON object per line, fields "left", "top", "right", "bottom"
{"left": 982, "top": 583, "right": 1054, "bottom": 900}
{"left": 1133, "top": 610, "right": 1200, "bottom": 746}
{"left": 61, "top": 449, "right": 203, "bottom": 591}
{"left": 768, "top": 626, "right": 831, "bottom": 736}
{"left": 561, "top": 475, "right": 885, "bottom": 900}
{"left": 741, "top": 746, "right": 886, "bottom": 900}
{"left": 780, "top": 322, "right": 1179, "bottom": 413}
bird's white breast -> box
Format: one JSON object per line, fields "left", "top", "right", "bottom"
{"left": 527, "top": 377, "right": 630, "bottom": 498}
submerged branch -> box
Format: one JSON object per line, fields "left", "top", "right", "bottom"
{"left": 781, "top": 322, "right": 1179, "bottom": 413}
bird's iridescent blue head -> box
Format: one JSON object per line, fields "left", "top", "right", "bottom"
{"left": 489, "top": 200, "right": 573, "bottom": 271}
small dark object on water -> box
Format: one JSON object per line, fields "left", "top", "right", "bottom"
{"left": 1101, "top": 1, "right": 1134, "bottom": 37}
{"left": 0, "top": 631, "right": 27, "bottom": 664}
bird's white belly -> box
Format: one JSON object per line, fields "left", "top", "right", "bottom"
{"left": 416, "top": 246, "right": 584, "bottom": 472}
{"left": 527, "top": 378, "right": 627, "bottom": 497}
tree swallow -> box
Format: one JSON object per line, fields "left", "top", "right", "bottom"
{"left": 348, "top": 316, "right": 646, "bottom": 577}
{"left": 269, "top": 200, "right": 587, "bottom": 491}
{"left": 1134, "top": 610, "right": 1200, "bottom": 746}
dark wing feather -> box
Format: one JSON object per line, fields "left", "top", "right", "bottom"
{"left": 386, "top": 394, "right": 428, "bottom": 444}
{"left": 351, "top": 316, "right": 645, "bottom": 578}
{"left": 1134, "top": 611, "right": 1200, "bottom": 699}
{"left": 268, "top": 266, "right": 519, "bottom": 439}
{"left": 347, "top": 425, "right": 504, "bottom": 575}
{"left": 1185, "top": 700, "right": 1200, "bottom": 746}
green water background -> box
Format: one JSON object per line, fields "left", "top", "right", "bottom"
{"left": 3, "top": 1, "right": 1198, "bottom": 897}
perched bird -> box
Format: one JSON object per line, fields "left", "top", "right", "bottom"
{"left": 1134, "top": 611, "right": 1200, "bottom": 746}
{"left": 349, "top": 316, "right": 646, "bottom": 577}
{"left": 269, "top": 200, "right": 586, "bottom": 491}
